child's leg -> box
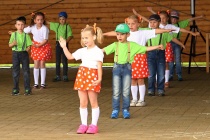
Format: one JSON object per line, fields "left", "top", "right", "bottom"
{"left": 55, "top": 42, "right": 61, "bottom": 76}
{"left": 40, "top": 61, "right": 46, "bottom": 86}
{"left": 12, "top": 52, "right": 20, "bottom": 92}
{"left": 21, "top": 52, "right": 30, "bottom": 91}
{"left": 33, "top": 60, "right": 40, "bottom": 86}
{"left": 88, "top": 91, "right": 99, "bottom": 126}
{"left": 137, "top": 79, "right": 145, "bottom": 102}
{"left": 78, "top": 90, "right": 89, "bottom": 125}
{"left": 131, "top": 79, "right": 138, "bottom": 101}
{"left": 165, "top": 62, "right": 170, "bottom": 84}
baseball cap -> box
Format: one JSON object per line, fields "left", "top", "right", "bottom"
{"left": 149, "top": 14, "right": 161, "bottom": 22}
{"left": 170, "top": 10, "right": 179, "bottom": 19}
{"left": 115, "top": 23, "right": 130, "bottom": 33}
{"left": 59, "top": 12, "right": 68, "bottom": 18}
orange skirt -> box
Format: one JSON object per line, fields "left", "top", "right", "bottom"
{"left": 165, "top": 42, "right": 174, "bottom": 62}
{"left": 31, "top": 41, "right": 52, "bottom": 61}
{"left": 132, "top": 54, "right": 149, "bottom": 79}
{"left": 74, "top": 66, "right": 101, "bottom": 93}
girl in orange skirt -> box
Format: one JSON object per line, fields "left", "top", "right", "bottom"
{"left": 24, "top": 12, "right": 52, "bottom": 89}
{"left": 59, "top": 24, "right": 104, "bottom": 134}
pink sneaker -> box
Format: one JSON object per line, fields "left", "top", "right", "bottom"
{"left": 86, "top": 124, "right": 98, "bottom": 134}
{"left": 77, "top": 124, "right": 88, "bottom": 134}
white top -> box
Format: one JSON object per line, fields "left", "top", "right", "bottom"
{"left": 24, "top": 25, "right": 49, "bottom": 42}
{"left": 72, "top": 46, "right": 104, "bottom": 69}
{"left": 159, "top": 23, "right": 180, "bottom": 33}
{"left": 127, "top": 30, "right": 156, "bottom": 46}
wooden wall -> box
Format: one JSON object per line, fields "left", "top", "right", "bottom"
{"left": 0, "top": 0, "right": 210, "bottom": 64}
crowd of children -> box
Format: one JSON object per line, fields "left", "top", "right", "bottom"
{"left": 8, "top": 7, "right": 202, "bottom": 134}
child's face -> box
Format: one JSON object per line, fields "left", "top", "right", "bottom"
{"left": 171, "top": 17, "right": 179, "bottom": 24}
{"left": 15, "top": 21, "right": 25, "bottom": 31}
{"left": 149, "top": 20, "right": 160, "bottom": 29}
{"left": 160, "top": 14, "right": 168, "bottom": 25}
{"left": 59, "top": 17, "right": 66, "bottom": 25}
{"left": 34, "top": 15, "right": 44, "bottom": 27}
{"left": 116, "top": 32, "right": 129, "bottom": 43}
{"left": 127, "top": 18, "right": 139, "bottom": 32}
{"left": 81, "top": 31, "right": 95, "bottom": 47}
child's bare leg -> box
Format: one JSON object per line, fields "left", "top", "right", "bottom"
{"left": 88, "top": 91, "right": 99, "bottom": 126}
{"left": 33, "top": 60, "right": 40, "bottom": 86}
{"left": 78, "top": 90, "right": 88, "bottom": 125}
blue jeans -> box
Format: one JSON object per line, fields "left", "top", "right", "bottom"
{"left": 147, "top": 50, "right": 165, "bottom": 93}
{"left": 169, "top": 41, "right": 182, "bottom": 76}
{"left": 112, "top": 63, "right": 131, "bottom": 111}
{"left": 12, "top": 51, "right": 30, "bottom": 91}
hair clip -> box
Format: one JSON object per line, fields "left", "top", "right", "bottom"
{"left": 125, "top": 18, "right": 128, "bottom": 23}
{"left": 31, "top": 12, "right": 35, "bottom": 16}
{"left": 166, "top": 10, "right": 170, "bottom": 15}
{"left": 157, "top": 11, "right": 160, "bottom": 15}
{"left": 138, "top": 16, "right": 142, "bottom": 22}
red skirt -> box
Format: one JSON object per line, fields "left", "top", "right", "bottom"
{"left": 165, "top": 42, "right": 174, "bottom": 62}
{"left": 31, "top": 41, "right": 52, "bottom": 61}
{"left": 132, "top": 54, "right": 149, "bottom": 79}
{"left": 74, "top": 66, "right": 101, "bottom": 93}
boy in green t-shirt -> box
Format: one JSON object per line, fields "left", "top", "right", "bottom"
{"left": 169, "top": 10, "right": 203, "bottom": 81}
{"left": 49, "top": 12, "right": 73, "bottom": 82}
{"left": 9, "top": 16, "right": 32, "bottom": 96}
{"left": 102, "top": 23, "right": 163, "bottom": 119}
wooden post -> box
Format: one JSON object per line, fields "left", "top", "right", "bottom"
{"left": 206, "top": 33, "right": 210, "bottom": 73}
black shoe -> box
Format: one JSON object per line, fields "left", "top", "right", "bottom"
{"left": 11, "top": 89, "right": 19, "bottom": 96}
{"left": 40, "top": 84, "right": 46, "bottom": 89}
{"left": 33, "top": 84, "right": 39, "bottom": 89}
{"left": 24, "top": 89, "right": 31, "bottom": 96}
{"left": 158, "top": 92, "right": 165, "bottom": 96}
{"left": 63, "top": 75, "right": 69, "bottom": 82}
{"left": 53, "top": 75, "right": 61, "bottom": 82}
{"left": 148, "top": 91, "right": 155, "bottom": 96}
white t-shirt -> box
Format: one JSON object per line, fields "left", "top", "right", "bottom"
{"left": 24, "top": 25, "right": 49, "bottom": 42}
{"left": 159, "top": 23, "right": 180, "bottom": 33}
{"left": 72, "top": 46, "right": 104, "bottom": 69}
{"left": 127, "top": 30, "right": 156, "bottom": 46}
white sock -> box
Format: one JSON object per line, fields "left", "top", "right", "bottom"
{"left": 41, "top": 68, "right": 46, "bottom": 85}
{"left": 80, "top": 108, "right": 88, "bottom": 126}
{"left": 131, "top": 86, "right": 138, "bottom": 101}
{"left": 165, "top": 70, "right": 169, "bottom": 83}
{"left": 91, "top": 107, "right": 100, "bottom": 126}
{"left": 139, "top": 85, "right": 146, "bottom": 102}
{"left": 33, "top": 68, "right": 39, "bottom": 85}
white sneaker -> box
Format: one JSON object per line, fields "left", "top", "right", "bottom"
{"left": 136, "top": 100, "right": 146, "bottom": 107}
{"left": 130, "top": 100, "right": 137, "bottom": 106}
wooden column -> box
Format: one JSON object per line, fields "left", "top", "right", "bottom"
{"left": 206, "top": 33, "right": 210, "bottom": 73}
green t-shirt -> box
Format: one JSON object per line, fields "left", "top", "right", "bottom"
{"left": 9, "top": 31, "right": 32, "bottom": 51}
{"left": 103, "top": 41, "right": 147, "bottom": 64}
{"left": 50, "top": 22, "right": 73, "bottom": 40}
{"left": 147, "top": 32, "right": 173, "bottom": 49}
{"left": 172, "top": 20, "right": 189, "bottom": 39}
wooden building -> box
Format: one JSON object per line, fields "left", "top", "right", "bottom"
{"left": 0, "top": 0, "right": 209, "bottom": 64}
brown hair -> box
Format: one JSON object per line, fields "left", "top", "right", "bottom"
{"left": 80, "top": 23, "right": 104, "bottom": 47}
{"left": 158, "top": 10, "right": 171, "bottom": 24}
{"left": 30, "top": 12, "right": 46, "bottom": 26}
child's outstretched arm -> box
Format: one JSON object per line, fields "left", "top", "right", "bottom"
{"left": 103, "top": 31, "right": 116, "bottom": 36}
{"left": 146, "top": 44, "right": 164, "bottom": 51}
{"left": 172, "top": 38, "right": 185, "bottom": 49}
{"left": 59, "top": 36, "right": 74, "bottom": 60}
{"left": 187, "top": 15, "right": 204, "bottom": 22}
{"left": 180, "top": 28, "right": 200, "bottom": 36}
{"left": 155, "top": 28, "right": 175, "bottom": 34}
{"left": 147, "top": 7, "right": 157, "bottom": 14}
{"left": 132, "top": 8, "right": 149, "bottom": 22}
{"left": 66, "top": 36, "right": 73, "bottom": 44}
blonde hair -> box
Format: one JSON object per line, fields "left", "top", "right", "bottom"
{"left": 80, "top": 23, "right": 104, "bottom": 47}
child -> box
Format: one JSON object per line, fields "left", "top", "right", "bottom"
{"left": 9, "top": 16, "right": 32, "bottom": 95}
{"left": 24, "top": 12, "right": 52, "bottom": 89}
{"left": 169, "top": 10, "right": 203, "bottom": 81}
{"left": 59, "top": 24, "right": 104, "bottom": 134}
{"left": 48, "top": 11, "right": 73, "bottom": 82}
{"left": 104, "top": 15, "right": 173, "bottom": 107}
{"left": 102, "top": 23, "right": 164, "bottom": 119}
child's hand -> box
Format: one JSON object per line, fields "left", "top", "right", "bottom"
{"left": 193, "top": 32, "right": 200, "bottom": 36}
{"left": 147, "top": 7, "right": 153, "bottom": 12}
{"left": 92, "top": 79, "right": 101, "bottom": 86}
{"left": 59, "top": 36, "right": 67, "bottom": 48}
{"left": 158, "top": 44, "right": 164, "bottom": 50}
{"left": 12, "top": 40, "right": 17, "bottom": 46}
{"left": 181, "top": 44, "right": 185, "bottom": 49}
{"left": 8, "top": 31, "right": 13, "bottom": 35}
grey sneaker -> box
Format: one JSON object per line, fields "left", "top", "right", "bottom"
{"left": 136, "top": 100, "right": 146, "bottom": 107}
{"left": 130, "top": 100, "right": 137, "bottom": 107}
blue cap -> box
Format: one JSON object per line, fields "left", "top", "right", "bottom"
{"left": 59, "top": 12, "right": 67, "bottom": 18}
